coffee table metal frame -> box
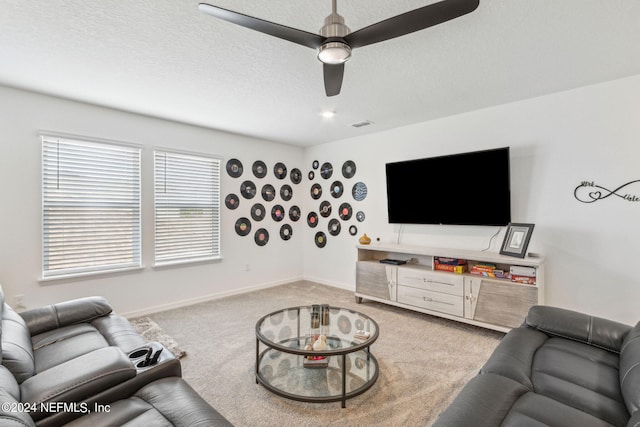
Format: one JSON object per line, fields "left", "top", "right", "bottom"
{"left": 255, "top": 305, "right": 379, "bottom": 408}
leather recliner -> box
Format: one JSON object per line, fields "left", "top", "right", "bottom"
{"left": 434, "top": 305, "right": 640, "bottom": 427}
{"left": 0, "top": 285, "right": 232, "bottom": 426}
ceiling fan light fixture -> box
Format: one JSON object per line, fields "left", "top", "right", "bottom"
{"left": 317, "top": 41, "right": 351, "bottom": 64}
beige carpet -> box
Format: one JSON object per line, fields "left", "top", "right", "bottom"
{"left": 146, "top": 281, "right": 504, "bottom": 426}
{"left": 129, "top": 316, "right": 187, "bottom": 359}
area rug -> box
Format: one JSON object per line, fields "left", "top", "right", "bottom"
{"left": 145, "top": 281, "right": 505, "bottom": 426}
{"left": 129, "top": 316, "right": 187, "bottom": 359}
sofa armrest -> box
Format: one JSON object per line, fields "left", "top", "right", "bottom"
{"left": 19, "top": 296, "right": 113, "bottom": 336}
{"left": 19, "top": 346, "right": 136, "bottom": 421}
{"left": 525, "top": 305, "right": 631, "bottom": 353}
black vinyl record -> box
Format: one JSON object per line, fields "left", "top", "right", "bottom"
{"left": 320, "top": 162, "right": 333, "bottom": 179}
{"left": 308, "top": 171, "right": 315, "bottom": 180}
{"left": 225, "top": 193, "right": 239, "bottom": 210}
{"left": 310, "top": 183, "right": 322, "bottom": 199}
{"left": 290, "top": 168, "right": 302, "bottom": 184}
{"left": 342, "top": 160, "right": 356, "bottom": 178}
{"left": 328, "top": 218, "right": 341, "bottom": 236}
{"left": 254, "top": 228, "right": 269, "bottom": 246}
{"left": 235, "top": 217, "right": 251, "bottom": 236}
{"left": 330, "top": 181, "right": 344, "bottom": 198}
{"left": 280, "top": 224, "right": 293, "bottom": 241}
{"left": 352, "top": 182, "right": 368, "bottom": 201}
{"left": 356, "top": 211, "right": 366, "bottom": 222}
{"left": 339, "top": 203, "right": 353, "bottom": 220}
{"left": 271, "top": 204, "right": 285, "bottom": 222}
{"left": 251, "top": 203, "right": 266, "bottom": 221}
{"left": 226, "top": 159, "right": 243, "bottom": 178}
{"left": 261, "top": 184, "right": 276, "bottom": 201}
{"left": 280, "top": 185, "right": 293, "bottom": 201}
{"left": 240, "top": 180, "right": 256, "bottom": 199}
{"left": 349, "top": 225, "right": 358, "bottom": 236}
{"left": 274, "top": 162, "right": 287, "bottom": 179}
{"left": 289, "top": 205, "right": 301, "bottom": 221}
{"left": 307, "top": 212, "right": 319, "bottom": 228}
{"left": 315, "top": 231, "right": 327, "bottom": 248}
{"left": 252, "top": 160, "right": 267, "bottom": 178}
{"left": 312, "top": 160, "right": 319, "bottom": 170}
{"left": 319, "top": 200, "right": 332, "bottom": 218}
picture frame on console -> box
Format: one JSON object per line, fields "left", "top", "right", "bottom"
{"left": 500, "top": 223, "right": 535, "bottom": 258}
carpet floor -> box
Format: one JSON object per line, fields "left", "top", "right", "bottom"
{"left": 145, "top": 281, "right": 504, "bottom": 426}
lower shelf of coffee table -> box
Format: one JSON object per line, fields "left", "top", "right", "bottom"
{"left": 256, "top": 348, "right": 378, "bottom": 404}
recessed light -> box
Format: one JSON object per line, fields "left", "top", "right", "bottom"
{"left": 320, "top": 110, "right": 336, "bottom": 119}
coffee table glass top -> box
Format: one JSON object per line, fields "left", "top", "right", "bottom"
{"left": 256, "top": 305, "right": 379, "bottom": 355}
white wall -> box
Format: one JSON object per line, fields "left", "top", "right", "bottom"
{"left": 305, "top": 74, "right": 640, "bottom": 325}
{"left": 0, "top": 86, "right": 305, "bottom": 316}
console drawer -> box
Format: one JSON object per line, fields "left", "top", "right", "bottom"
{"left": 397, "top": 286, "right": 463, "bottom": 316}
{"left": 397, "top": 268, "right": 464, "bottom": 296}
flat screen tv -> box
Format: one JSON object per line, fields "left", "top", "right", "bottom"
{"left": 385, "top": 147, "right": 511, "bottom": 226}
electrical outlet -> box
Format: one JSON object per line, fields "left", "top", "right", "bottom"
{"left": 244, "top": 264, "right": 251, "bottom": 272}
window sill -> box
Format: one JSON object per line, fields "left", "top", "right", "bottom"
{"left": 152, "top": 256, "right": 223, "bottom": 269}
{"left": 39, "top": 266, "right": 146, "bottom": 283}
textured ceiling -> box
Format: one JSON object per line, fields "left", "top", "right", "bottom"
{"left": 1, "top": 1, "right": 639, "bottom": 146}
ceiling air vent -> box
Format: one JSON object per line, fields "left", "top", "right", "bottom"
{"left": 351, "top": 120, "right": 373, "bottom": 128}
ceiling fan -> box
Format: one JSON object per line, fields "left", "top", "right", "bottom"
{"left": 198, "top": 0, "right": 480, "bottom": 97}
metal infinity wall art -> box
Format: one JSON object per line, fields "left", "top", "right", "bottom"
{"left": 574, "top": 180, "right": 640, "bottom": 204}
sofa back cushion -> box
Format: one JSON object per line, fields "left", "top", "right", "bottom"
{"left": 620, "top": 321, "right": 640, "bottom": 414}
{"left": 1, "top": 303, "right": 35, "bottom": 383}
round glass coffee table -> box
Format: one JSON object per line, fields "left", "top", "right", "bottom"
{"left": 255, "top": 305, "right": 379, "bottom": 408}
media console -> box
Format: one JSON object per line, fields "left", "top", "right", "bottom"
{"left": 355, "top": 243, "right": 545, "bottom": 332}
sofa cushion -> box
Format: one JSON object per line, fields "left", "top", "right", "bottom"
{"left": 532, "top": 337, "right": 627, "bottom": 426}
{"left": 620, "top": 321, "right": 640, "bottom": 414}
{"left": 1, "top": 304, "right": 35, "bottom": 383}
{"left": 19, "top": 296, "right": 113, "bottom": 336}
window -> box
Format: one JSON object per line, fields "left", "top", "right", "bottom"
{"left": 42, "top": 135, "right": 142, "bottom": 278}
{"left": 154, "top": 150, "right": 221, "bottom": 265}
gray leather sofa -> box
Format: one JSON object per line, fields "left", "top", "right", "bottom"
{"left": 0, "top": 286, "right": 232, "bottom": 426}
{"left": 434, "top": 305, "right": 639, "bottom": 427}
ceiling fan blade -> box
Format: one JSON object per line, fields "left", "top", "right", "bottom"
{"left": 198, "top": 3, "right": 325, "bottom": 49}
{"left": 323, "top": 63, "right": 345, "bottom": 97}
{"left": 344, "top": 0, "right": 479, "bottom": 49}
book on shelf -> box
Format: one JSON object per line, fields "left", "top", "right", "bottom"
{"left": 470, "top": 263, "right": 496, "bottom": 273}
{"left": 510, "top": 265, "right": 537, "bottom": 277}
{"left": 434, "top": 263, "right": 468, "bottom": 274}
{"left": 434, "top": 257, "right": 467, "bottom": 266}
{"left": 511, "top": 274, "right": 536, "bottom": 285}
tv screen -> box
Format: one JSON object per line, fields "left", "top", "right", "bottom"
{"left": 385, "top": 147, "right": 511, "bottom": 226}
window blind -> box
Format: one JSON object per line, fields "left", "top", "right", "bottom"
{"left": 154, "top": 150, "right": 221, "bottom": 265}
{"left": 42, "top": 136, "right": 142, "bottom": 278}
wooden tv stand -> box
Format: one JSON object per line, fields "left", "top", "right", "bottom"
{"left": 355, "top": 243, "right": 545, "bottom": 332}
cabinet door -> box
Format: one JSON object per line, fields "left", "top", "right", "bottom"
{"left": 356, "top": 262, "right": 396, "bottom": 301}
{"left": 465, "top": 277, "right": 538, "bottom": 329}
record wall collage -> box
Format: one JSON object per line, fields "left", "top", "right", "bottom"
{"left": 225, "top": 159, "right": 367, "bottom": 248}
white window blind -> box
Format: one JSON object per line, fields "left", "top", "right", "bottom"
{"left": 154, "top": 150, "right": 221, "bottom": 265}
{"left": 42, "top": 135, "right": 142, "bottom": 278}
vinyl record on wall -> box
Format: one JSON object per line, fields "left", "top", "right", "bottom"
{"left": 252, "top": 160, "right": 267, "bottom": 178}
{"left": 315, "top": 231, "right": 327, "bottom": 248}
{"left": 280, "top": 185, "right": 293, "bottom": 201}
{"left": 352, "top": 182, "right": 368, "bottom": 201}
{"left": 349, "top": 225, "right": 358, "bottom": 236}
{"left": 308, "top": 171, "right": 315, "bottom": 180}
{"left": 320, "top": 162, "right": 333, "bottom": 179}
{"left": 312, "top": 160, "right": 319, "bottom": 170}
{"left": 290, "top": 168, "right": 302, "bottom": 184}
{"left": 319, "top": 200, "right": 332, "bottom": 218}
{"left": 251, "top": 203, "right": 266, "bottom": 221}
{"left": 307, "top": 212, "right": 319, "bottom": 228}
{"left": 274, "top": 162, "right": 287, "bottom": 179}
{"left": 225, "top": 193, "right": 239, "bottom": 210}
{"left": 342, "top": 161, "right": 356, "bottom": 178}
{"left": 261, "top": 184, "right": 276, "bottom": 201}
{"left": 330, "top": 181, "right": 344, "bottom": 198}
{"left": 280, "top": 224, "right": 293, "bottom": 241}
{"left": 226, "top": 159, "right": 243, "bottom": 178}
{"left": 339, "top": 203, "right": 353, "bottom": 221}
{"left": 240, "top": 180, "right": 257, "bottom": 199}
{"left": 235, "top": 217, "right": 251, "bottom": 236}
{"left": 254, "top": 228, "right": 269, "bottom": 246}
{"left": 289, "top": 205, "right": 301, "bottom": 221}
{"left": 271, "top": 204, "right": 285, "bottom": 222}
{"left": 356, "top": 211, "right": 366, "bottom": 222}
{"left": 310, "top": 183, "right": 322, "bottom": 200}
{"left": 328, "top": 218, "right": 341, "bottom": 236}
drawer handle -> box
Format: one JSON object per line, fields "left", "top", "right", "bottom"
{"left": 422, "top": 296, "right": 454, "bottom": 306}
{"left": 424, "top": 279, "right": 454, "bottom": 286}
